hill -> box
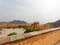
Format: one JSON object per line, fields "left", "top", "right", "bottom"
{"left": 45, "top": 20, "right": 60, "bottom": 28}
{"left": 0, "top": 20, "right": 27, "bottom": 24}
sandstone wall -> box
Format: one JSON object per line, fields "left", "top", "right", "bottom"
{"left": 4, "top": 30, "right": 60, "bottom": 45}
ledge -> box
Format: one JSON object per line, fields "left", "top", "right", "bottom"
{"left": 0, "top": 27, "right": 60, "bottom": 45}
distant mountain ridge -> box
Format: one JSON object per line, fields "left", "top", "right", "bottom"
{"left": 0, "top": 20, "right": 60, "bottom": 28}
{"left": 46, "top": 20, "right": 60, "bottom": 28}
{"left": 0, "top": 20, "right": 27, "bottom": 24}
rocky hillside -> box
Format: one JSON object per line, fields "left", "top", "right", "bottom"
{"left": 0, "top": 20, "right": 27, "bottom": 24}
{"left": 46, "top": 20, "right": 60, "bottom": 28}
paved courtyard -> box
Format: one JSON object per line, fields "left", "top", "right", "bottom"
{"left": 0, "top": 28, "right": 25, "bottom": 38}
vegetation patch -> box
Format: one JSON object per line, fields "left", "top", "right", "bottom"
{"left": 24, "top": 28, "right": 34, "bottom": 33}
{"left": 18, "top": 25, "right": 26, "bottom": 28}
{"left": 8, "top": 32, "right": 17, "bottom": 36}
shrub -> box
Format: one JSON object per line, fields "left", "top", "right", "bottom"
{"left": 18, "top": 25, "right": 26, "bottom": 28}
{"left": 0, "top": 28, "right": 2, "bottom": 30}
{"left": 24, "top": 28, "right": 34, "bottom": 33}
{"left": 8, "top": 32, "right": 17, "bottom": 36}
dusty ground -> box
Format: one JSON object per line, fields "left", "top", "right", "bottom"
{"left": 3, "top": 29, "right": 60, "bottom": 45}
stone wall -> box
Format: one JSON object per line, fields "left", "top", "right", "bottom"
{"left": 4, "top": 30, "right": 60, "bottom": 45}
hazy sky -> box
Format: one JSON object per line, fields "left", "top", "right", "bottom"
{"left": 0, "top": 0, "right": 60, "bottom": 24}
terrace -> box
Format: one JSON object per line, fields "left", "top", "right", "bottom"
{"left": 0, "top": 27, "right": 60, "bottom": 45}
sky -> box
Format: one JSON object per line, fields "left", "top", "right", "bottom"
{"left": 0, "top": 0, "right": 60, "bottom": 24}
